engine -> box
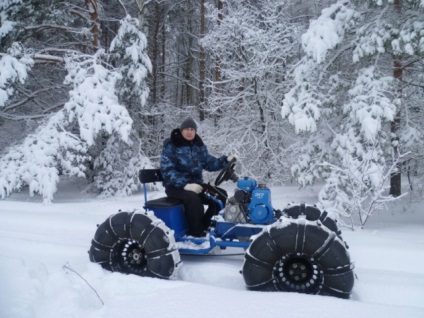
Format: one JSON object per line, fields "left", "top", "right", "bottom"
{"left": 248, "top": 185, "right": 273, "bottom": 224}
{"left": 223, "top": 196, "right": 247, "bottom": 223}
{"left": 223, "top": 177, "right": 274, "bottom": 224}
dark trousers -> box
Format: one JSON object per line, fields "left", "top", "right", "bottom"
{"left": 165, "top": 184, "right": 227, "bottom": 236}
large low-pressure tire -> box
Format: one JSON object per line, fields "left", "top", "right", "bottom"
{"left": 283, "top": 203, "right": 342, "bottom": 237}
{"left": 89, "top": 210, "right": 181, "bottom": 279}
{"left": 242, "top": 217, "right": 354, "bottom": 299}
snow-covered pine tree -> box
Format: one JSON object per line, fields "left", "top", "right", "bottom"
{"left": 0, "top": 49, "right": 134, "bottom": 202}
{"left": 319, "top": 67, "right": 400, "bottom": 227}
{"left": 282, "top": 0, "right": 424, "bottom": 226}
{"left": 0, "top": 109, "right": 89, "bottom": 202}
{"left": 92, "top": 15, "right": 152, "bottom": 197}
{"left": 0, "top": 9, "right": 155, "bottom": 201}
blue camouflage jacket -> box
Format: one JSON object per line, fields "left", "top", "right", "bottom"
{"left": 160, "top": 129, "right": 228, "bottom": 189}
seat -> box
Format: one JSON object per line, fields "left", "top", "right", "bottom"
{"left": 139, "top": 169, "right": 187, "bottom": 238}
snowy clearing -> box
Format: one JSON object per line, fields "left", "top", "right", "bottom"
{"left": 0, "top": 178, "right": 423, "bottom": 318}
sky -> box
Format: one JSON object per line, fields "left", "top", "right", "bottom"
{"left": 0, "top": 176, "right": 423, "bottom": 318}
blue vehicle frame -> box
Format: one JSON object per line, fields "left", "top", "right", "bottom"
{"left": 140, "top": 168, "right": 271, "bottom": 254}
{"left": 144, "top": 196, "right": 264, "bottom": 254}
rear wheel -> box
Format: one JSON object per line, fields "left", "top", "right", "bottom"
{"left": 89, "top": 210, "right": 181, "bottom": 278}
{"left": 242, "top": 217, "right": 354, "bottom": 298}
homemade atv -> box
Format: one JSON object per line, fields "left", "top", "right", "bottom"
{"left": 89, "top": 161, "right": 355, "bottom": 298}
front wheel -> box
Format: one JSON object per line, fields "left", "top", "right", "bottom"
{"left": 89, "top": 210, "right": 181, "bottom": 279}
{"left": 242, "top": 217, "right": 354, "bottom": 298}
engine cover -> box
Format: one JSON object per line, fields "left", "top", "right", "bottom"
{"left": 248, "top": 187, "right": 273, "bottom": 224}
{"left": 237, "top": 177, "right": 257, "bottom": 192}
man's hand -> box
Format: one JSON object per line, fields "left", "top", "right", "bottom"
{"left": 184, "top": 183, "right": 203, "bottom": 194}
{"left": 227, "top": 154, "right": 240, "bottom": 162}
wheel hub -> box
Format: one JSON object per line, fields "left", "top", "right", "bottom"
{"left": 273, "top": 254, "right": 322, "bottom": 294}
{"left": 114, "top": 239, "right": 147, "bottom": 274}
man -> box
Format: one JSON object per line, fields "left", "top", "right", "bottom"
{"left": 160, "top": 117, "right": 238, "bottom": 237}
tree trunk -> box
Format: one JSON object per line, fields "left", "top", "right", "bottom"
{"left": 390, "top": 0, "right": 402, "bottom": 197}
{"left": 390, "top": 57, "right": 402, "bottom": 197}
{"left": 212, "top": 0, "right": 224, "bottom": 127}
{"left": 185, "top": 17, "right": 193, "bottom": 106}
{"left": 161, "top": 21, "right": 166, "bottom": 99}
{"left": 199, "top": 0, "right": 206, "bottom": 121}
{"left": 150, "top": 3, "right": 161, "bottom": 104}
{"left": 214, "top": 0, "right": 223, "bottom": 91}
{"left": 85, "top": 0, "right": 100, "bottom": 50}
{"left": 136, "top": 0, "right": 149, "bottom": 36}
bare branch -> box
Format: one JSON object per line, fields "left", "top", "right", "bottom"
{"left": 24, "top": 24, "right": 85, "bottom": 34}
{"left": 118, "top": 0, "right": 128, "bottom": 15}
{"left": 3, "top": 87, "right": 54, "bottom": 112}
{"left": 62, "top": 263, "right": 104, "bottom": 306}
{"left": 0, "top": 52, "right": 64, "bottom": 63}
{"left": 0, "top": 111, "right": 48, "bottom": 120}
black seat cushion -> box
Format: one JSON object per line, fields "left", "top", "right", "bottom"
{"left": 145, "top": 197, "right": 182, "bottom": 208}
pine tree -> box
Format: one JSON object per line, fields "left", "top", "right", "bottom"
{"left": 0, "top": 48, "right": 134, "bottom": 202}
{"left": 0, "top": 9, "right": 154, "bottom": 201}
{"left": 283, "top": 0, "right": 424, "bottom": 225}
{"left": 92, "top": 16, "right": 152, "bottom": 197}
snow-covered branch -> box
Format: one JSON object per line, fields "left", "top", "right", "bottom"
{"left": 0, "top": 43, "right": 34, "bottom": 108}
{"left": 319, "top": 148, "right": 408, "bottom": 228}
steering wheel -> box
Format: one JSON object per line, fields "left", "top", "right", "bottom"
{"left": 215, "top": 160, "right": 238, "bottom": 186}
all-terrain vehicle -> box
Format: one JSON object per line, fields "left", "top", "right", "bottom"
{"left": 89, "top": 161, "right": 355, "bottom": 299}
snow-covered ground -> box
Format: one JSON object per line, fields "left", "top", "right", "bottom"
{"left": 1, "top": 177, "right": 423, "bottom": 318}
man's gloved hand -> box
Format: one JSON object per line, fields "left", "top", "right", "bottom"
{"left": 184, "top": 183, "right": 203, "bottom": 194}
{"left": 227, "top": 154, "right": 240, "bottom": 163}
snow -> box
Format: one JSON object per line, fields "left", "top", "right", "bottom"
{"left": 63, "top": 51, "right": 133, "bottom": 146}
{"left": 301, "top": 1, "right": 357, "bottom": 64}
{"left": 0, "top": 52, "right": 33, "bottom": 107}
{"left": 1, "top": 178, "right": 423, "bottom": 318}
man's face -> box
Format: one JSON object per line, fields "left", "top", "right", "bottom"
{"left": 181, "top": 128, "right": 196, "bottom": 141}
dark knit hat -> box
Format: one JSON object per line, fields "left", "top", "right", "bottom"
{"left": 180, "top": 117, "right": 197, "bottom": 131}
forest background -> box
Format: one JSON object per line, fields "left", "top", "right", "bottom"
{"left": 0, "top": 0, "right": 423, "bottom": 228}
